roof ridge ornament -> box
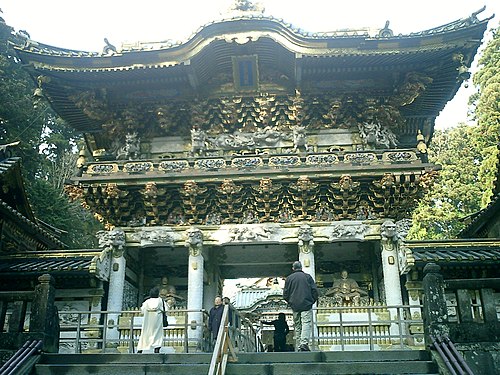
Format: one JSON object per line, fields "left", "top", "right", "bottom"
{"left": 378, "top": 21, "right": 393, "bottom": 38}
{"left": 222, "top": 0, "right": 265, "bottom": 18}
{"left": 102, "top": 38, "right": 118, "bottom": 56}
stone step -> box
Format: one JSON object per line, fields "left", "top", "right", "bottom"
{"left": 34, "top": 362, "right": 439, "bottom": 375}
{"left": 34, "top": 350, "right": 439, "bottom": 375}
{"left": 38, "top": 352, "right": 212, "bottom": 365}
{"left": 38, "top": 349, "right": 431, "bottom": 364}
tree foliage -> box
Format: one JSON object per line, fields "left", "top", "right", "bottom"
{"left": 408, "top": 124, "right": 484, "bottom": 239}
{"left": 471, "top": 23, "right": 500, "bottom": 207}
{"left": 0, "top": 17, "right": 102, "bottom": 248}
{"left": 408, "top": 22, "right": 500, "bottom": 239}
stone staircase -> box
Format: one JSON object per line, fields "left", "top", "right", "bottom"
{"left": 33, "top": 350, "right": 439, "bottom": 375}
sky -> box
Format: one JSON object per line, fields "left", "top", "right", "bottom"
{"left": 1, "top": 0, "right": 498, "bottom": 130}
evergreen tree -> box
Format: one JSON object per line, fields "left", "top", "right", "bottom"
{"left": 0, "top": 17, "right": 101, "bottom": 248}
{"left": 408, "top": 124, "right": 483, "bottom": 239}
{"left": 470, "top": 24, "right": 500, "bottom": 207}
{"left": 408, "top": 22, "right": 500, "bottom": 239}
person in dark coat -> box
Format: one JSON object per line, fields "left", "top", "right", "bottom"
{"left": 208, "top": 296, "right": 224, "bottom": 347}
{"left": 262, "top": 312, "right": 290, "bottom": 352}
{"left": 283, "top": 261, "right": 318, "bottom": 352}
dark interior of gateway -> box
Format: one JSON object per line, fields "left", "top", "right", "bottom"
{"left": 131, "top": 240, "right": 380, "bottom": 305}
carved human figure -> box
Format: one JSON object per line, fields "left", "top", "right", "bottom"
{"left": 357, "top": 122, "right": 398, "bottom": 149}
{"left": 116, "top": 132, "right": 140, "bottom": 160}
{"left": 291, "top": 125, "right": 310, "bottom": 152}
{"left": 326, "top": 270, "right": 366, "bottom": 306}
{"left": 159, "top": 276, "right": 183, "bottom": 303}
{"left": 242, "top": 210, "right": 258, "bottom": 224}
{"left": 190, "top": 125, "right": 207, "bottom": 156}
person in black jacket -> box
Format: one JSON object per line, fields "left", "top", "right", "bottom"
{"left": 262, "top": 312, "right": 290, "bottom": 352}
{"left": 208, "top": 296, "right": 224, "bottom": 348}
{"left": 283, "top": 261, "right": 318, "bottom": 352}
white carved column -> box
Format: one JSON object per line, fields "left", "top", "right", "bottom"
{"left": 185, "top": 228, "right": 205, "bottom": 347}
{"left": 97, "top": 229, "right": 126, "bottom": 343}
{"left": 297, "top": 224, "right": 316, "bottom": 280}
{"left": 380, "top": 220, "right": 403, "bottom": 339}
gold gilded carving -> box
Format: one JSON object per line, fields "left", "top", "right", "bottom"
{"left": 216, "top": 179, "right": 245, "bottom": 224}
{"left": 180, "top": 181, "right": 208, "bottom": 225}
{"left": 289, "top": 177, "right": 319, "bottom": 221}
{"left": 369, "top": 173, "right": 420, "bottom": 218}
{"left": 140, "top": 182, "right": 172, "bottom": 225}
{"left": 64, "top": 185, "right": 84, "bottom": 202}
{"left": 251, "top": 178, "right": 282, "bottom": 222}
{"left": 418, "top": 170, "right": 439, "bottom": 189}
{"left": 103, "top": 184, "right": 128, "bottom": 199}
{"left": 71, "top": 90, "right": 111, "bottom": 122}
{"left": 325, "top": 270, "right": 368, "bottom": 306}
{"left": 329, "top": 175, "right": 360, "bottom": 220}
{"left": 390, "top": 72, "right": 433, "bottom": 107}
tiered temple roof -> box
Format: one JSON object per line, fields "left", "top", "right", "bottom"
{"left": 12, "top": 8, "right": 493, "bottom": 230}
{"left": 14, "top": 8, "right": 492, "bottom": 147}
{"left": 0, "top": 143, "right": 64, "bottom": 252}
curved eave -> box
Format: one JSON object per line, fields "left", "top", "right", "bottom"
{"left": 406, "top": 239, "right": 500, "bottom": 267}
{"left": 0, "top": 157, "right": 36, "bottom": 220}
{"left": 14, "top": 15, "right": 490, "bottom": 71}
{"left": 0, "top": 199, "right": 65, "bottom": 249}
{"left": 0, "top": 250, "right": 102, "bottom": 277}
{"left": 459, "top": 195, "right": 500, "bottom": 238}
{"left": 13, "top": 15, "right": 490, "bottom": 133}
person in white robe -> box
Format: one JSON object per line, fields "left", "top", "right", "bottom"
{"left": 137, "top": 287, "right": 165, "bottom": 353}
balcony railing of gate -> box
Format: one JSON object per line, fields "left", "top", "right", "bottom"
{"left": 57, "top": 306, "right": 260, "bottom": 354}
{"left": 57, "top": 309, "right": 210, "bottom": 353}
{"left": 312, "top": 304, "right": 424, "bottom": 351}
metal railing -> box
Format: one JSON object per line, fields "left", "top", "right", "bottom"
{"left": 312, "top": 304, "right": 424, "bottom": 351}
{"left": 57, "top": 308, "right": 209, "bottom": 353}
{"left": 431, "top": 335, "right": 475, "bottom": 375}
{"left": 55, "top": 304, "right": 423, "bottom": 354}
{"left": 0, "top": 339, "right": 42, "bottom": 375}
